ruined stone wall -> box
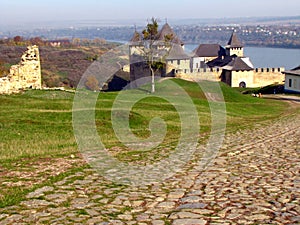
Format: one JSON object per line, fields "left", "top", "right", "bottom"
{"left": 0, "top": 45, "right": 41, "bottom": 94}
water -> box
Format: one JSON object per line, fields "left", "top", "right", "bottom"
{"left": 244, "top": 47, "right": 300, "bottom": 69}
{"left": 185, "top": 44, "right": 300, "bottom": 70}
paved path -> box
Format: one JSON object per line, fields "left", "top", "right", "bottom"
{"left": 0, "top": 100, "right": 299, "bottom": 224}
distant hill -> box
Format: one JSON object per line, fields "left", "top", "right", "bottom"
{"left": 1, "top": 16, "right": 299, "bottom": 31}
{"left": 168, "top": 16, "right": 300, "bottom": 26}
{"left": 1, "top": 16, "right": 299, "bottom": 49}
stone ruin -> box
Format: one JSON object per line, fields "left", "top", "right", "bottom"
{"left": 0, "top": 45, "right": 42, "bottom": 94}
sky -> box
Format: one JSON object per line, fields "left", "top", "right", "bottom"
{"left": 0, "top": 0, "right": 300, "bottom": 28}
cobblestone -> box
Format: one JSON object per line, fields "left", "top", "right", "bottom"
{"left": 0, "top": 100, "right": 299, "bottom": 224}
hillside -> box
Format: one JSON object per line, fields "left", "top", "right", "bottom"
{"left": 0, "top": 78, "right": 296, "bottom": 214}
{"left": 0, "top": 43, "right": 128, "bottom": 89}
{"left": 0, "top": 79, "right": 289, "bottom": 162}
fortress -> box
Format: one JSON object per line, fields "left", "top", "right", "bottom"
{"left": 129, "top": 23, "right": 285, "bottom": 88}
{"left": 0, "top": 45, "right": 42, "bottom": 94}
{"left": 0, "top": 26, "right": 285, "bottom": 95}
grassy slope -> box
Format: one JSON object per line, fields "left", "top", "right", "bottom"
{"left": 0, "top": 79, "right": 290, "bottom": 208}
{"left": 0, "top": 90, "right": 76, "bottom": 161}
{"left": 0, "top": 44, "right": 121, "bottom": 88}
{"left": 0, "top": 79, "right": 288, "bottom": 163}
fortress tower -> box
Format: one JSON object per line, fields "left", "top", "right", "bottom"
{"left": 129, "top": 22, "right": 185, "bottom": 84}
{"left": 226, "top": 31, "right": 244, "bottom": 57}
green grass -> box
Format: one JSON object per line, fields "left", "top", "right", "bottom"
{"left": 0, "top": 78, "right": 292, "bottom": 208}
{"left": 221, "top": 83, "right": 289, "bottom": 130}
{"left": 76, "top": 209, "right": 89, "bottom": 216}
{"left": 0, "top": 90, "right": 76, "bottom": 162}
{"left": 0, "top": 79, "right": 289, "bottom": 162}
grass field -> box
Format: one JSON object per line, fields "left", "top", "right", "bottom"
{"left": 0, "top": 79, "right": 291, "bottom": 207}
{"left": 0, "top": 79, "right": 289, "bottom": 163}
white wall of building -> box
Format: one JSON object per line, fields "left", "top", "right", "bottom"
{"left": 285, "top": 74, "right": 300, "bottom": 93}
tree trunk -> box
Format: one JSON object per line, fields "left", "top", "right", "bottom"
{"left": 150, "top": 67, "right": 155, "bottom": 93}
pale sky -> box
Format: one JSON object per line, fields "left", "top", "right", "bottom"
{"left": 0, "top": 0, "right": 299, "bottom": 27}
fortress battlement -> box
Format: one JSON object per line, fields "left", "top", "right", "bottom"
{"left": 254, "top": 67, "right": 285, "bottom": 73}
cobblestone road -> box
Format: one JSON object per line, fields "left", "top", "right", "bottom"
{"left": 0, "top": 98, "right": 299, "bottom": 225}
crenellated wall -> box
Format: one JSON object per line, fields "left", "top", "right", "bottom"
{"left": 252, "top": 67, "right": 285, "bottom": 87}
{"left": 175, "top": 68, "right": 222, "bottom": 82}
{"left": 0, "top": 45, "right": 42, "bottom": 94}
{"left": 174, "top": 67, "right": 285, "bottom": 88}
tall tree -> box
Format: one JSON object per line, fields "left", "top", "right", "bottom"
{"left": 141, "top": 18, "right": 166, "bottom": 93}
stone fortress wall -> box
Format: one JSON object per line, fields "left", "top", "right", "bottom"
{"left": 175, "top": 67, "right": 285, "bottom": 88}
{"left": 0, "top": 45, "right": 42, "bottom": 94}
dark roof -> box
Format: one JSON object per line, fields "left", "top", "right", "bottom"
{"left": 284, "top": 65, "right": 300, "bottom": 76}
{"left": 166, "top": 44, "right": 190, "bottom": 60}
{"left": 291, "top": 65, "right": 300, "bottom": 71}
{"left": 157, "top": 23, "right": 184, "bottom": 45}
{"left": 193, "top": 44, "right": 226, "bottom": 57}
{"left": 227, "top": 32, "right": 243, "bottom": 48}
{"left": 223, "top": 57, "right": 254, "bottom": 71}
{"left": 206, "top": 55, "right": 234, "bottom": 68}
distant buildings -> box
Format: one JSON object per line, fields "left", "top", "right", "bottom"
{"left": 129, "top": 23, "right": 285, "bottom": 88}
{"left": 46, "top": 39, "right": 71, "bottom": 47}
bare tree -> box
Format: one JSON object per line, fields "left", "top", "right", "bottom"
{"left": 141, "top": 18, "right": 170, "bottom": 93}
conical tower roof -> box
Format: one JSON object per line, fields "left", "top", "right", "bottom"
{"left": 130, "top": 31, "right": 142, "bottom": 43}
{"left": 227, "top": 31, "right": 243, "bottom": 48}
{"left": 156, "top": 23, "right": 184, "bottom": 46}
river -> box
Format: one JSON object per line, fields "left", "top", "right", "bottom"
{"left": 185, "top": 44, "right": 300, "bottom": 70}
{"left": 114, "top": 40, "right": 300, "bottom": 70}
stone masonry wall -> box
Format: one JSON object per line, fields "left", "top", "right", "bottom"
{"left": 252, "top": 67, "right": 285, "bottom": 87}
{"left": 0, "top": 45, "right": 41, "bottom": 94}
{"left": 175, "top": 68, "right": 221, "bottom": 82}
{"left": 176, "top": 67, "right": 285, "bottom": 88}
